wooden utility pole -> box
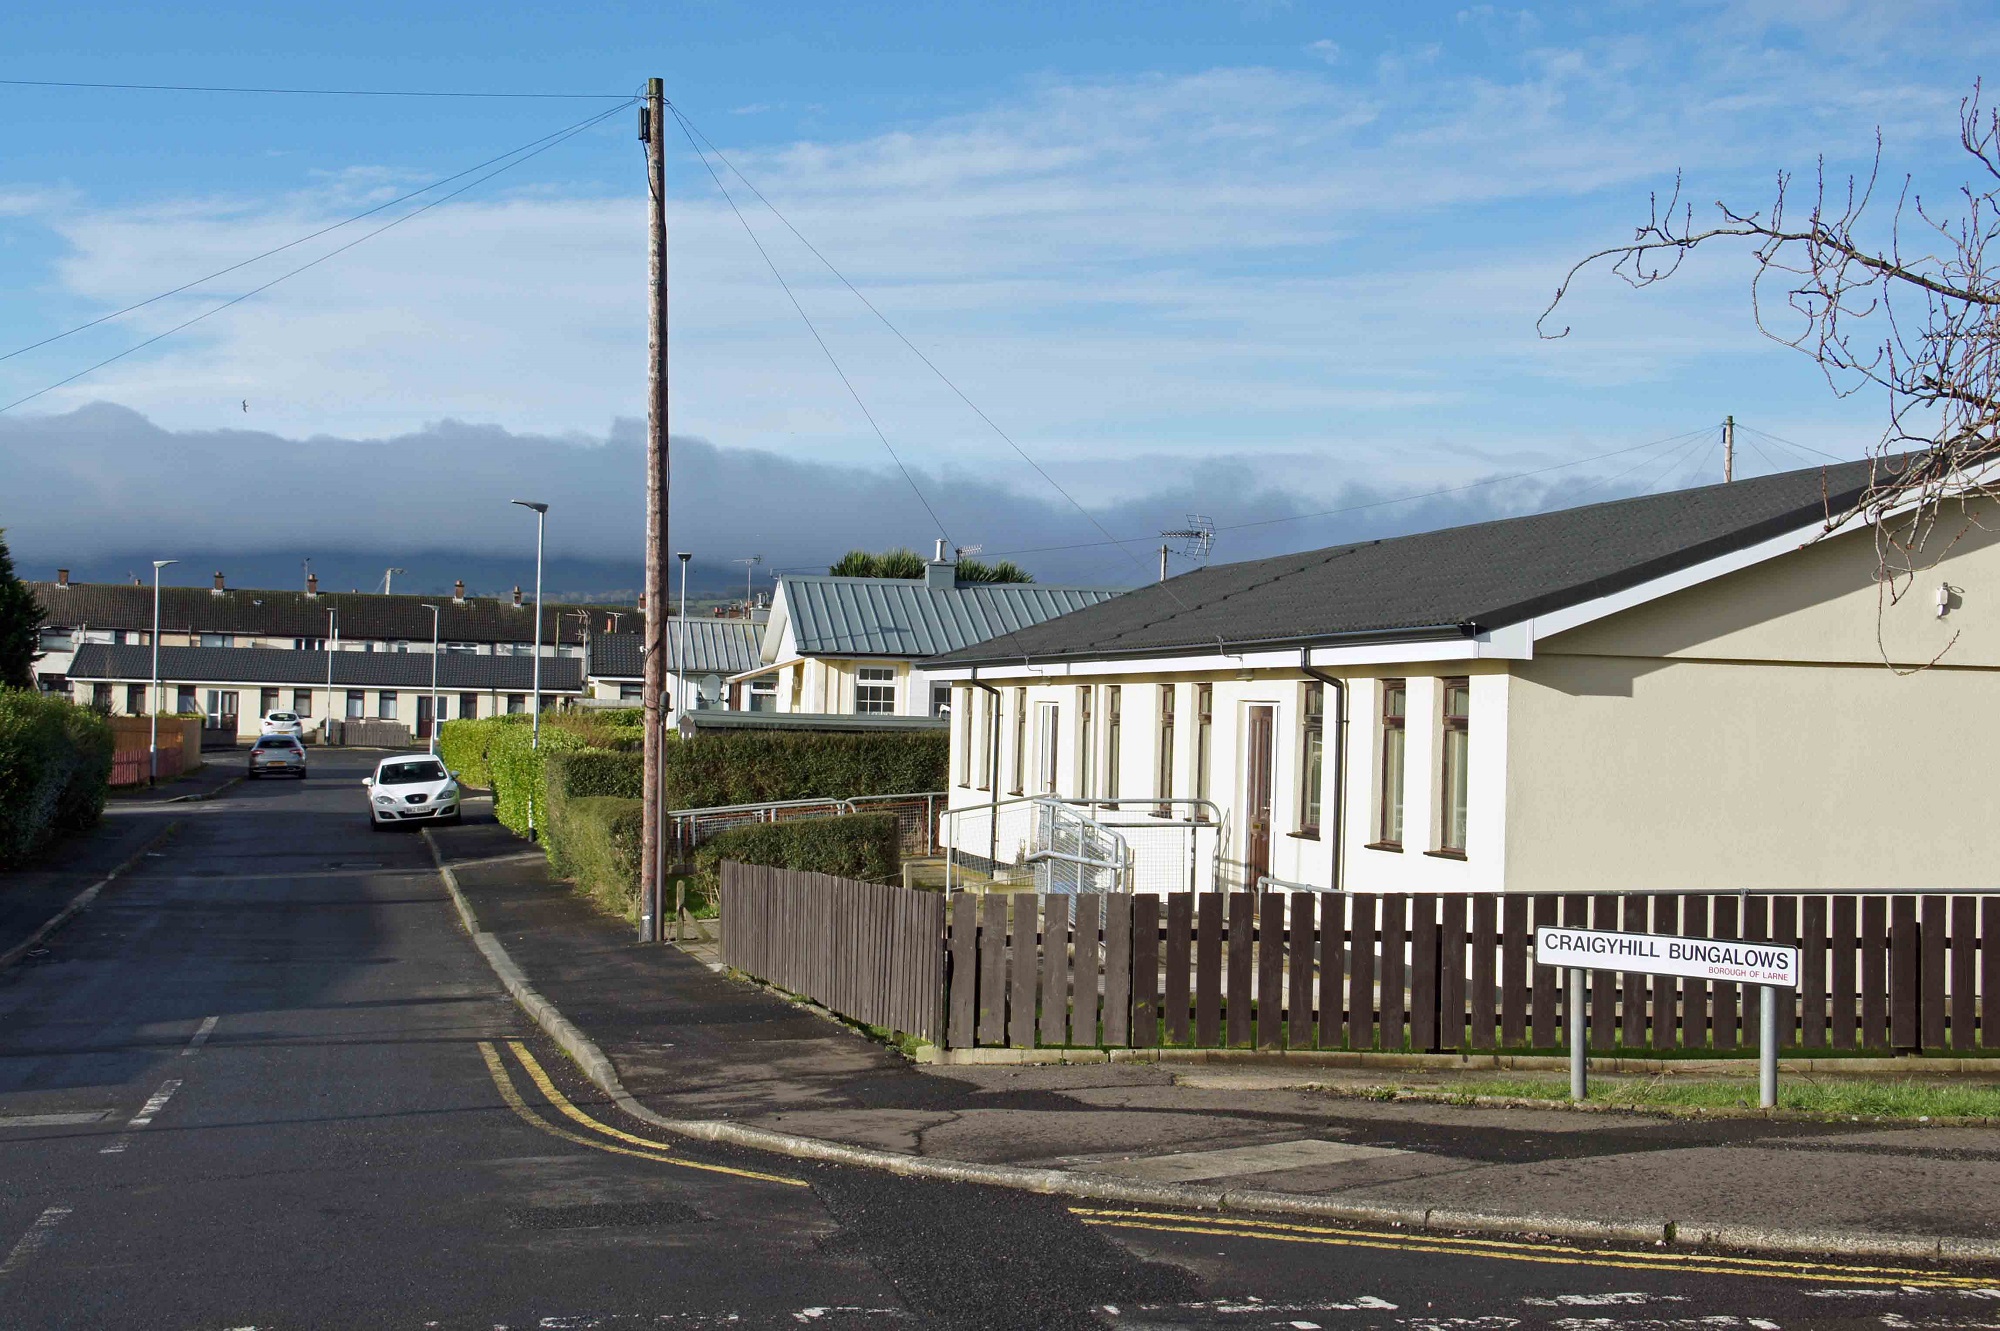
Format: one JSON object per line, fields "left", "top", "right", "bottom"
{"left": 639, "top": 76, "right": 670, "bottom": 942}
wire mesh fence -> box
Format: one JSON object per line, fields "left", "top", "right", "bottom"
{"left": 668, "top": 793, "right": 944, "bottom": 861}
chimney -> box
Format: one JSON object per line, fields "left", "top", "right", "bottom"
{"left": 212, "top": 570, "right": 226, "bottom": 596}
{"left": 638, "top": 593, "right": 647, "bottom": 612}
{"left": 306, "top": 572, "right": 319, "bottom": 597}
{"left": 511, "top": 585, "right": 523, "bottom": 608}
{"left": 55, "top": 568, "right": 69, "bottom": 588}
{"left": 924, "top": 540, "right": 956, "bottom": 591}
{"left": 453, "top": 579, "right": 466, "bottom": 604}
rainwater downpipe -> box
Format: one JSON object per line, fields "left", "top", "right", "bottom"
{"left": 1299, "top": 648, "right": 1347, "bottom": 894}
{"left": 973, "top": 671, "right": 1003, "bottom": 867}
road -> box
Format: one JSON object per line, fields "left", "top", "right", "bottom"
{"left": 0, "top": 747, "right": 1994, "bottom": 1329}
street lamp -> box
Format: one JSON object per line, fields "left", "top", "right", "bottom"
{"left": 149, "top": 559, "right": 177, "bottom": 783}
{"left": 510, "top": 500, "right": 549, "bottom": 749}
{"left": 676, "top": 551, "right": 691, "bottom": 720}
{"left": 420, "top": 604, "right": 440, "bottom": 755}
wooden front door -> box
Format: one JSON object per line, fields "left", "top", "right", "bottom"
{"left": 415, "top": 694, "right": 434, "bottom": 740}
{"left": 1245, "top": 704, "right": 1276, "bottom": 888}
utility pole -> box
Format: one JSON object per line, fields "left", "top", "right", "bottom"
{"left": 1723, "top": 415, "right": 1735, "bottom": 483}
{"left": 639, "top": 75, "right": 671, "bottom": 944}
{"left": 1158, "top": 543, "right": 1169, "bottom": 583}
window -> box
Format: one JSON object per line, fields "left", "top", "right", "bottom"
{"left": 444, "top": 642, "right": 479, "bottom": 655}
{"left": 958, "top": 689, "right": 974, "bottom": 786}
{"left": 1376, "top": 680, "right": 1407, "bottom": 848}
{"left": 1297, "top": 682, "right": 1324, "bottom": 837}
{"left": 125, "top": 684, "right": 145, "bottom": 714}
{"left": 293, "top": 689, "right": 312, "bottom": 716}
{"left": 975, "top": 690, "right": 992, "bottom": 791}
{"left": 1078, "top": 687, "right": 1095, "bottom": 797}
{"left": 1439, "top": 678, "right": 1470, "bottom": 856}
{"left": 1035, "top": 702, "right": 1060, "bottom": 794}
{"left": 931, "top": 682, "right": 952, "bottom": 718}
{"left": 1194, "top": 684, "right": 1213, "bottom": 820}
{"left": 460, "top": 693, "right": 481, "bottom": 720}
{"left": 199, "top": 633, "right": 234, "bottom": 649}
{"left": 378, "top": 692, "right": 398, "bottom": 720}
{"left": 1104, "top": 685, "right": 1122, "bottom": 800}
{"left": 855, "top": 666, "right": 896, "bottom": 715}
{"left": 260, "top": 688, "right": 280, "bottom": 716}
{"left": 619, "top": 682, "right": 643, "bottom": 701}
{"left": 346, "top": 690, "right": 365, "bottom": 719}
{"left": 789, "top": 667, "right": 804, "bottom": 711}
{"left": 177, "top": 685, "right": 197, "bottom": 714}
{"left": 294, "top": 637, "right": 326, "bottom": 651}
{"left": 393, "top": 641, "right": 410, "bottom": 654}
{"left": 749, "top": 679, "right": 777, "bottom": 712}
{"left": 38, "top": 628, "right": 71, "bottom": 651}
{"left": 1155, "top": 684, "right": 1176, "bottom": 816}
{"left": 91, "top": 682, "right": 112, "bottom": 710}
{"left": 1010, "top": 687, "right": 1027, "bottom": 795}
{"left": 507, "top": 694, "right": 526, "bottom": 715}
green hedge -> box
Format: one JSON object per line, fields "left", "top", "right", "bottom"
{"left": 665, "top": 731, "right": 946, "bottom": 807}
{"left": 554, "top": 748, "right": 642, "bottom": 800}
{"left": 544, "top": 793, "right": 644, "bottom": 918}
{"left": 0, "top": 690, "right": 114, "bottom": 867}
{"left": 692, "top": 813, "right": 902, "bottom": 903}
{"left": 486, "top": 721, "right": 588, "bottom": 837}
{"left": 437, "top": 714, "right": 530, "bottom": 789}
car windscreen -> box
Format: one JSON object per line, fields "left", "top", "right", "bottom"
{"left": 254, "top": 738, "right": 297, "bottom": 750}
{"left": 268, "top": 713, "right": 296, "bottom": 722}
{"left": 378, "top": 761, "right": 447, "bottom": 784}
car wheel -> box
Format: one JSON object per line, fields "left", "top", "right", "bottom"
{"left": 444, "top": 810, "right": 462, "bottom": 825}
{"left": 369, "top": 816, "right": 385, "bottom": 832}
{"left": 246, "top": 770, "right": 259, "bottom": 780}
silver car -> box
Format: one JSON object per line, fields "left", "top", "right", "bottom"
{"left": 364, "top": 755, "right": 462, "bottom": 829}
{"left": 248, "top": 735, "right": 307, "bottom": 779}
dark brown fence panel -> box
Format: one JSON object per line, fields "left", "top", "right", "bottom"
{"left": 1649, "top": 895, "right": 1681, "bottom": 1050}
{"left": 1039, "top": 897, "right": 1069, "bottom": 1047}
{"left": 1951, "top": 897, "right": 1977, "bottom": 1052}
{"left": 1742, "top": 896, "right": 1768, "bottom": 1047}
{"left": 1985, "top": 898, "right": 2000, "bottom": 1050}
{"left": 1831, "top": 895, "right": 1858, "bottom": 1049}
{"left": 1009, "top": 896, "right": 1038, "bottom": 1050}
{"left": 1318, "top": 893, "right": 1345, "bottom": 1051}
{"left": 1801, "top": 896, "right": 1828, "bottom": 1048}
{"left": 1287, "top": 892, "right": 1316, "bottom": 1050}
{"left": 1589, "top": 894, "right": 1617, "bottom": 1050}
{"left": 1347, "top": 894, "right": 1376, "bottom": 1050}
{"left": 1256, "top": 892, "right": 1285, "bottom": 1050}
{"left": 1921, "top": 895, "right": 1948, "bottom": 1050}
{"left": 1530, "top": 895, "right": 1558, "bottom": 1048}
{"left": 1075, "top": 894, "right": 1102, "bottom": 1047}
{"left": 1104, "top": 894, "right": 1133, "bottom": 1048}
{"left": 1195, "top": 893, "right": 1223, "bottom": 1047}
{"left": 1410, "top": 895, "right": 1438, "bottom": 1053}
{"left": 1500, "top": 894, "right": 1528, "bottom": 1047}
{"left": 1226, "top": 892, "right": 1254, "bottom": 1047}
{"left": 1711, "top": 895, "right": 1739, "bottom": 1051}
{"left": 1165, "top": 893, "right": 1193, "bottom": 1045}
{"left": 1132, "top": 894, "right": 1160, "bottom": 1047}
{"left": 1469, "top": 895, "right": 1496, "bottom": 1051}
{"left": 1891, "top": 895, "right": 1919, "bottom": 1050}
{"left": 1380, "top": 894, "right": 1408, "bottom": 1051}
{"left": 979, "top": 895, "right": 1007, "bottom": 1046}
{"left": 1861, "top": 895, "right": 1888, "bottom": 1048}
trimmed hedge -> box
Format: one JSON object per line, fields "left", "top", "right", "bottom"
{"left": 544, "top": 793, "right": 644, "bottom": 918}
{"left": 0, "top": 690, "right": 114, "bottom": 867}
{"left": 436, "top": 714, "right": 529, "bottom": 789}
{"left": 486, "top": 721, "right": 588, "bottom": 837}
{"left": 554, "top": 748, "right": 642, "bottom": 800}
{"left": 665, "top": 731, "right": 946, "bottom": 808}
{"left": 692, "top": 812, "right": 902, "bottom": 903}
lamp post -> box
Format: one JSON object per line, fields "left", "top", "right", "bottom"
{"left": 676, "top": 552, "right": 691, "bottom": 720}
{"left": 324, "top": 606, "right": 336, "bottom": 744}
{"left": 148, "top": 559, "right": 177, "bottom": 782}
{"left": 421, "top": 604, "right": 440, "bottom": 755}
{"left": 510, "top": 500, "right": 549, "bottom": 748}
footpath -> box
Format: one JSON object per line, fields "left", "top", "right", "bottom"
{"left": 430, "top": 816, "right": 2000, "bottom": 1263}
{"left": 0, "top": 762, "right": 239, "bottom": 966}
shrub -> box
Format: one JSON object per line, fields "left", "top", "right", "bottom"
{"left": 486, "top": 721, "right": 588, "bottom": 837}
{"left": 437, "top": 714, "right": 528, "bottom": 789}
{"left": 544, "top": 793, "right": 644, "bottom": 918}
{"left": 692, "top": 813, "right": 902, "bottom": 904}
{"left": 552, "top": 748, "right": 642, "bottom": 799}
{"left": 0, "top": 690, "right": 113, "bottom": 866}
{"left": 664, "top": 731, "right": 946, "bottom": 808}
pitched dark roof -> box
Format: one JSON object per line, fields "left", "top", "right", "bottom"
{"left": 31, "top": 581, "right": 632, "bottom": 646}
{"left": 68, "top": 644, "right": 582, "bottom": 692}
{"left": 589, "top": 623, "right": 761, "bottom": 680}
{"left": 675, "top": 710, "right": 947, "bottom": 736}
{"left": 929, "top": 456, "right": 1885, "bottom": 666}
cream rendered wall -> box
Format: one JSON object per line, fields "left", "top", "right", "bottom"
{"left": 1510, "top": 513, "right": 2000, "bottom": 891}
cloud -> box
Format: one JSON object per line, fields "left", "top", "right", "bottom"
{"left": 1305, "top": 38, "right": 1341, "bottom": 64}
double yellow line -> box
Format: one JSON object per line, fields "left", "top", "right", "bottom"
{"left": 477, "top": 1039, "right": 802, "bottom": 1187}
{"left": 1072, "top": 1208, "right": 2000, "bottom": 1290}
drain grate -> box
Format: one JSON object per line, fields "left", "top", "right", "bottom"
{"left": 506, "top": 1201, "right": 703, "bottom": 1230}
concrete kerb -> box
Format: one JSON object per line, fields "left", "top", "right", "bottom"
{"left": 167, "top": 774, "right": 244, "bottom": 804}
{"left": 417, "top": 830, "right": 2000, "bottom": 1265}
{"left": 0, "top": 819, "right": 182, "bottom": 971}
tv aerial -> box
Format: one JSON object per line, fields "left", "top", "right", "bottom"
{"left": 1156, "top": 515, "right": 1213, "bottom": 581}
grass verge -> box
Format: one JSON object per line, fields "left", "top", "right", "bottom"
{"left": 1411, "top": 1074, "right": 2000, "bottom": 1119}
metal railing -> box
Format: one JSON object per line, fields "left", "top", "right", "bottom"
{"left": 667, "top": 792, "right": 945, "bottom": 861}
{"left": 1055, "top": 797, "right": 1230, "bottom": 895}
{"left": 941, "top": 795, "right": 1133, "bottom": 896}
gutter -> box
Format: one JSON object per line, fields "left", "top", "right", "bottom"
{"left": 930, "top": 621, "right": 1474, "bottom": 673}
{"left": 1297, "top": 649, "right": 1347, "bottom": 894}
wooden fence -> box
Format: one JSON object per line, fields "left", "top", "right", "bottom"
{"left": 719, "top": 862, "right": 946, "bottom": 1043}
{"left": 943, "top": 890, "right": 2000, "bottom": 1055}
{"left": 712, "top": 874, "right": 2000, "bottom": 1055}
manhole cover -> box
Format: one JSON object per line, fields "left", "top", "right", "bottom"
{"left": 507, "top": 1201, "right": 702, "bottom": 1230}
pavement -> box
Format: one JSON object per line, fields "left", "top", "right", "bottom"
{"left": 431, "top": 811, "right": 2000, "bottom": 1263}
{"left": 1, "top": 753, "right": 1996, "bottom": 1329}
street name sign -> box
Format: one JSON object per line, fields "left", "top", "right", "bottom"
{"left": 1534, "top": 926, "right": 1799, "bottom": 989}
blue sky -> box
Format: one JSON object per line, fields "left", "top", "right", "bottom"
{"left": 2, "top": 1, "right": 1995, "bottom": 586}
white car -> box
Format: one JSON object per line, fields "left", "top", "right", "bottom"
{"left": 260, "top": 710, "right": 305, "bottom": 739}
{"left": 363, "top": 754, "right": 463, "bottom": 830}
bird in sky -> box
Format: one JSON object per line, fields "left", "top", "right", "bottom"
{"left": 241, "top": 399, "right": 248, "bottom": 412}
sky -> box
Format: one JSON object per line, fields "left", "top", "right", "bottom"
{"left": 2, "top": 0, "right": 1994, "bottom": 592}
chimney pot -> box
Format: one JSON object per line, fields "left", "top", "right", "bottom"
{"left": 638, "top": 593, "right": 647, "bottom": 612}
{"left": 212, "top": 570, "right": 226, "bottom": 595}
{"left": 55, "top": 568, "right": 69, "bottom": 588}
{"left": 453, "top": 579, "right": 465, "bottom": 603}
{"left": 512, "top": 585, "right": 522, "bottom": 608}
{"left": 306, "top": 572, "right": 319, "bottom": 596}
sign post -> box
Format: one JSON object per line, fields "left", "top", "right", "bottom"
{"left": 1535, "top": 923, "right": 1799, "bottom": 1108}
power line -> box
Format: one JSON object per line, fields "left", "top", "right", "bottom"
{"left": 1737, "top": 423, "right": 1846, "bottom": 464}
{"left": 665, "top": 101, "right": 1178, "bottom": 592}
{"left": 0, "top": 105, "right": 637, "bottom": 368}
{"left": 667, "top": 108, "right": 953, "bottom": 546}
{"left": 0, "top": 77, "right": 628, "bottom": 99}
{"left": 0, "top": 100, "right": 633, "bottom": 416}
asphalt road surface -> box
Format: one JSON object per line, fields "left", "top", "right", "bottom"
{"left": 1, "top": 748, "right": 1995, "bottom": 1329}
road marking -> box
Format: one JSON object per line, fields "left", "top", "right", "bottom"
{"left": 0, "top": 1111, "right": 112, "bottom": 1129}
{"left": 1077, "top": 1138, "right": 1404, "bottom": 1183}
{"left": 99, "top": 1078, "right": 182, "bottom": 1155}
{"left": 181, "top": 1016, "right": 219, "bottom": 1056}
{"left": 1071, "top": 1208, "right": 1999, "bottom": 1290}
{"left": 476, "top": 1042, "right": 802, "bottom": 1187}
{"left": 0, "top": 1206, "right": 72, "bottom": 1277}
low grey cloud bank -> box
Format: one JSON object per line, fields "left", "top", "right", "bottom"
{"left": 2, "top": 402, "right": 1763, "bottom": 593}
